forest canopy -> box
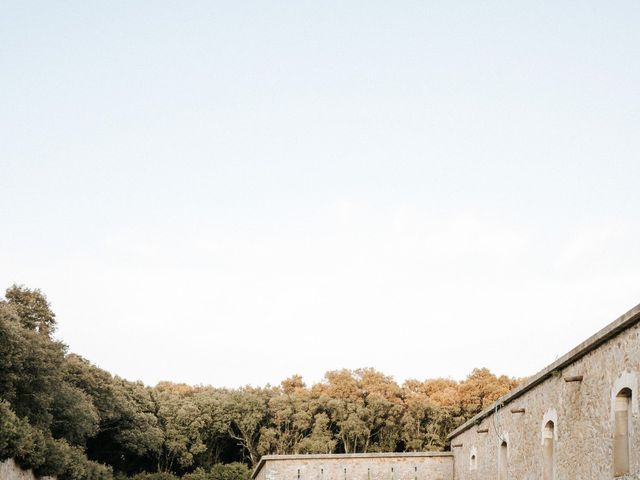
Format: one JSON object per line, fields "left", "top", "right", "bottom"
{"left": 0, "top": 285, "right": 520, "bottom": 480}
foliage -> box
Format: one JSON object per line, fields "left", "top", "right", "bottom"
{"left": 2, "top": 284, "right": 56, "bottom": 336}
{"left": 0, "top": 399, "right": 112, "bottom": 480}
{"left": 130, "top": 473, "right": 179, "bottom": 480}
{"left": 0, "top": 285, "right": 521, "bottom": 479}
{"left": 182, "top": 463, "right": 250, "bottom": 480}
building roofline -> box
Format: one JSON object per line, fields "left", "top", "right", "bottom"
{"left": 447, "top": 302, "right": 640, "bottom": 440}
{"left": 251, "top": 452, "right": 453, "bottom": 479}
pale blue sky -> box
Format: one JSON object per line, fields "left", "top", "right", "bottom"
{"left": 1, "top": 1, "right": 640, "bottom": 387}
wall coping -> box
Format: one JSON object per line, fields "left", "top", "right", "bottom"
{"left": 448, "top": 302, "right": 640, "bottom": 440}
{"left": 252, "top": 452, "right": 453, "bottom": 479}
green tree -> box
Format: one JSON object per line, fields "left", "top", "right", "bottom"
{"left": 218, "top": 388, "right": 270, "bottom": 466}
{"left": 152, "top": 383, "right": 208, "bottom": 473}
{"left": 258, "top": 376, "right": 314, "bottom": 455}
{"left": 0, "top": 302, "right": 64, "bottom": 429}
{"left": 296, "top": 413, "right": 336, "bottom": 454}
{"left": 88, "top": 378, "right": 163, "bottom": 474}
{"left": 3, "top": 284, "right": 56, "bottom": 336}
{"left": 50, "top": 382, "right": 100, "bottom": 446}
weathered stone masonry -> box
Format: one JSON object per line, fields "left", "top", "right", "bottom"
{"left": 448, "top": 303, "right": 640, "bottom": 480}
{"left": 251, "top": 453, "right": 453, "bottom": 480}
{"left": 254, "top": 303, "right": 640, "bottom": 480}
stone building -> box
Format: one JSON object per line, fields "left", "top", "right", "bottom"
{"left": 254, "top": 303, "right": 640, "bottom": 480}
{"left": 448, "top": 303, "right": 640, "bottom": 480}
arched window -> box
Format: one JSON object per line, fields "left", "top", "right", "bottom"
{"left": 498, "top": 441, "right": 508, "bottom": 480}
{"left": 543, "top": 421, "right": 555, "bottom": 480}
{"left": 614, "top": 388, "right": 632, "bottom": 477}
{"left": 469, "top": 446, "right": 478, "bottom": 471}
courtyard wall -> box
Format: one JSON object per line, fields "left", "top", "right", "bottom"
{"left": 252, "top": 453, "right": 453, "bottom": 480}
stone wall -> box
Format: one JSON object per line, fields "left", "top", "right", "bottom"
{"left": 0, "top": 458, "right": 55, "bottom": 480}
{"left": 252, "top": 453, "right": 453, "bottom": 480}
{"left": 449, "top": 307, "right": 640, "bottom": 480}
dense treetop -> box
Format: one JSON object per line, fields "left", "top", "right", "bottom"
{"left": 0, "top": 285, "right": 520, "bottom": 480}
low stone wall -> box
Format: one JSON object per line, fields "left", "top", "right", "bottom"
{"left": 0, "top": 458, "right": 55, "bottom": 480}
{"left": 252, "top": 453, "right": 453, "bottom": 480}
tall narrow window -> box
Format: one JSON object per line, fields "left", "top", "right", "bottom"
{"left": 297, "top": 469, "right": 300, "bottom": 480}
{"left": 543, "top": 421, "right": 555, "bottom": 480}
{"left": 614, "top": 388, "right": 632, "bottom": 477}
{"left": 498, "top": 441, "right": 508, "bottom": 480}
{"left": 469, "top": 447, "right": 478, "bottom": 471}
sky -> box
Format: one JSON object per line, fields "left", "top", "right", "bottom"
{"left": 1, "top": 1, "right": 640, "bottom": 388}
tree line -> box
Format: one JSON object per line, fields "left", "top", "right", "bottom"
{"left": 0, "top": 285, "right": 520, "bottom": 480}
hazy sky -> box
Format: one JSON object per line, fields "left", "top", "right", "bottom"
{"left": 2, "top": 1, "right": 640, "bottom": 388}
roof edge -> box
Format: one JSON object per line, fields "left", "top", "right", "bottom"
{"left": 251, "top": 452, "right": 453, "bottom": 479}
{"left": 447, "top": 302, "right": 640, "bottom": 440}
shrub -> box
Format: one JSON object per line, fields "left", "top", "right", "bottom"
{"left": 182, "top": 468, "right": 208, "bottom": 480}
{"left": 130, "top": 472, "right": 180, "bottom": 480}
{"left": 208, "top": 463, "right": 251, "bottom": 480}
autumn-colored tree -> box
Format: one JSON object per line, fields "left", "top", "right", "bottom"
{"left": 401, "top": 380, "right": 449, "bottom": 451}
{"left": 314, "top": 369, "right": 405, "bottom": 453}
{"left": 358, "top": 369, "right": 404, "bottom": 452}
{"left": 457, "top": 368, "right": 519, "bottom": 417}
